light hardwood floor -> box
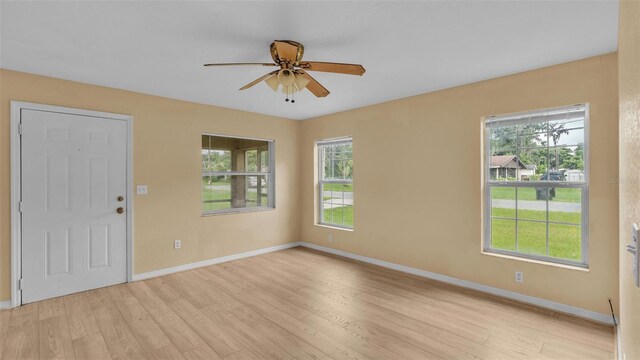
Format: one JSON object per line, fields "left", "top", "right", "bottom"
{"left": 0, "top": 247, "right": 614, "bottom": 360}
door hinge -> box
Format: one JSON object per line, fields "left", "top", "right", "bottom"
{"left": 18, "top": 201, "right": 23, "bottom": 213}
{"left": 18, "top": 122, "right": 23, "bottom": 136}
{"left": 18, "top": 279, "right": 23, "bottom": 290}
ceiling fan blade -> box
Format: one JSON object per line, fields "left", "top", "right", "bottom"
{"left": 239, "top": 70, "right": 279, "bottom": 90}
{"left": 297, "top": 70, "right": 330, "bottom": 97}
{"left": 273, "top": 40, "right": 300, "bottom": 63}
{"left": 204, "top": 63, "right": 277, "bottom": 67}
{"left": 299, "top": 61, "right": 365, "bottom": 76}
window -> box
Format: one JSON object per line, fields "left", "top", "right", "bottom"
{"left": 318, "top": 137, "right": 353, "bottom": 229}
{"left": 202, "top": 134, "right": 274, "bottom": 214}
{"left": 484, "top": 104, "right": 588, "bottom": 266}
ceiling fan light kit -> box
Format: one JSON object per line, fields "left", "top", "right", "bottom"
{"left": 204, "top": 40, "right": 365, "bottom": 103}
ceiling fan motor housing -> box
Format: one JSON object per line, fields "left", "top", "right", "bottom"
{"left": 270, "top": 40, "right": 304, "bottom": 66}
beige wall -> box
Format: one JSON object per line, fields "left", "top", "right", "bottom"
{"left": 618, "top": 1, "right": 640, "bottom": 357}
{"left": 301, "top": 54, "right": 619, "bottom": 315}
{"left": 0, "top": 69, "right": 301, "bottom": 301}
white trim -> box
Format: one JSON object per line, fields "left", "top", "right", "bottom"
{"left": 616, "top": 323, "right": 622, "bottom": 360}
{"left": 132, "top": 242, "right": 301, "bottom": 281}
{"left": 0, "top": 301, "right": 11, "bottom": 310}
{"left": 10, "top": 101, "right": 134, "bottom": 308}
{"left": 299, "top": 242, "right": 614, "bottom": 325}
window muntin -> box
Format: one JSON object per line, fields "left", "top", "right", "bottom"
{"left": 202, "top": 134, "right": 274, "bottom": 214}
{"left": 318, "top": 138, "right": 353, "bottom": 229}
{"left": 484, "top": 105, "right": 587, "bottom": 266}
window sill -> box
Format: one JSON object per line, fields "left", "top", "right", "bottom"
{"left": 316, "top": 223, "right": 354, "bottom": 232}
{"left": 202, "top": 207, "right": 275, "bottom": 217}
{"left": 481, "top": 250, "right": 589, "bottom": 272}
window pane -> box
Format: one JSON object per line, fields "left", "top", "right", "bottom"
{"left": 547, "top": 146, "right": 584, "bottom": 181}
{"left": 517, "top": 220, "right": 546, "bottom": 256}
{"left": 246, "top": 175, "right": 268, "bottom": 207}
{"left": 491, "top": 219, "right": 516, "bottom": 251}
{"left": 321, "top": 143, "right": 353, "bottom": 181}
{"left": 549, "top": 188, "right": 581, "bottom": 224}
{"left": 202, "top": 175, "right": 270, "bottom": 213}
{"left": 202, "top": 175, "right": 232, "bottom": 211}
{"left": 517, "top": 148, "right": 547, "bottom": 181}
{"left": 321, "top": 182, "right": 353, "bottom": 227}
{"left": 549, "top": 224, "right": 581, "bottom": 261}
{"left": 202, "top": 135, "right": 269, "bottom": 173}
{"left": 491, "top": 187, "right": 515, "bottom": 218}
{"left": 517, "top": 122, "right": 548, "bottom": 148}
{"left": 489, "top": 125, "right": 517, "bottom": 153}
{"left": 245, "top": 149, "right": 258, "bottom": 172}
{"left": 548, "top": 118, "right": 584, "bottom": 147}
{"left": 517, "top": 187, "right": 546, "bottom": 221}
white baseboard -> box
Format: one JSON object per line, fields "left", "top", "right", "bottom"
{"left": 132, "top": 242, "right": 301, "bottom": 281}
{"left": 0, "top": 300, "right": 11, "bottom": 310}
{"left": 299, "top": 242, "right": 614, "bottom": 325}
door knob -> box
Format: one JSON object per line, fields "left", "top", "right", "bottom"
{"left": 116, "top": 207, "right": 124, "bottom": 214}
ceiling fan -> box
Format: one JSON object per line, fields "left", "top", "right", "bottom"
{"left": 204, "top": 40, "right": 365, "bottom": 103}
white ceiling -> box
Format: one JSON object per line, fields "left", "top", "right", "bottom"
{"left": 1, "top": 1, "right": 619, "bottom": 120}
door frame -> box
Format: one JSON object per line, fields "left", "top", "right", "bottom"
{"left": 10, "top": 101, "right": 134, "bottom": 308}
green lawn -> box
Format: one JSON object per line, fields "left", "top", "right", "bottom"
{"left": 323, "top": 205, "right": 353, "bottom": 227}
{"left": 491, "top": 208, "right": 581, "bottom": 261}
{"left": 323, "top": 183, "right": 353, "bottom": 192}
{"left": 491, "top": 187, "right": 581, "bottom": 203}
{"left": 202, "top": 186, "right": 265, "bottom": 212}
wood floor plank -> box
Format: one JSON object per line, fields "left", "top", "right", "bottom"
{"left": 127, "top": 281, "right": 204, "bottom": 353}
{"left": 181, "top": 344, "right": 224, "bottom": 360}
{"left": 38, "top": 298, "right": 66, "bottom": 321}
{"left": 4, "top": 303, "right": 39, "bottom": 360}
{"left": 223, "top": 349, "right": 261, "bottom": 360}
{"left": 86, "top": 288, "right": 148, "bottom": 360}
{"left": 167, "top": 298, "right": 241, "bottom": 358}
{"left": 72, "top": 332, "right": 112, "bottom": 360}
{"left": 108, "top": 338, "right": 149, "bottom": 360}
{"left": 148, "top": 344, "right": 186, "bottom": 360}
{"left": 229, "top": 305, "right": 331, "bottom": 360}
{"left": 107, "top": 286, "right": 172, "bottom": 354}
{"left": 199, "top": 305, "right": 295, "bottom": 360}
{"left": 63, "top": 293, "right": 101, "bottom": 340}
{"left": 0, "top": 310, "right": 11, "bottom": 360}
{"left": 146, "top": 278, "right": 182, "bottom": 304}
{"left": 38, "top": 314, "right": 75, "bottom": 360}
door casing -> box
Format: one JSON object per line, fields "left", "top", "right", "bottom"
{"left": 10, "top": 101, "right": 134, "bottom": 308}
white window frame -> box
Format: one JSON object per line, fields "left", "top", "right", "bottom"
{"left": 483, "top": 104, "right": 589, "bottom": 267}
{"left": 317, "top": 137, "right": 353, "bottom": 229}
{"left": 202, "top": 133, "right": 275, "bottom": 215}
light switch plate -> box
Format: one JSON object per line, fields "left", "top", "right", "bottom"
{"left": 136, "top": 185, "right": 148, "bottom": 195}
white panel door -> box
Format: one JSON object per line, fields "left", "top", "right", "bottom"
{"left": 21, "top": 109, "right": 127, "bottom": 304}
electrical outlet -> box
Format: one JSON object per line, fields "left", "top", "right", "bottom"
{"left": 515, "top": 271, "right": 524, "bottom": 283}
{"left": 174, "top": 240, "right": 181, "bottom": 249}
{"left": 328, "top": 234, "right": 333, "bottom": 242}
